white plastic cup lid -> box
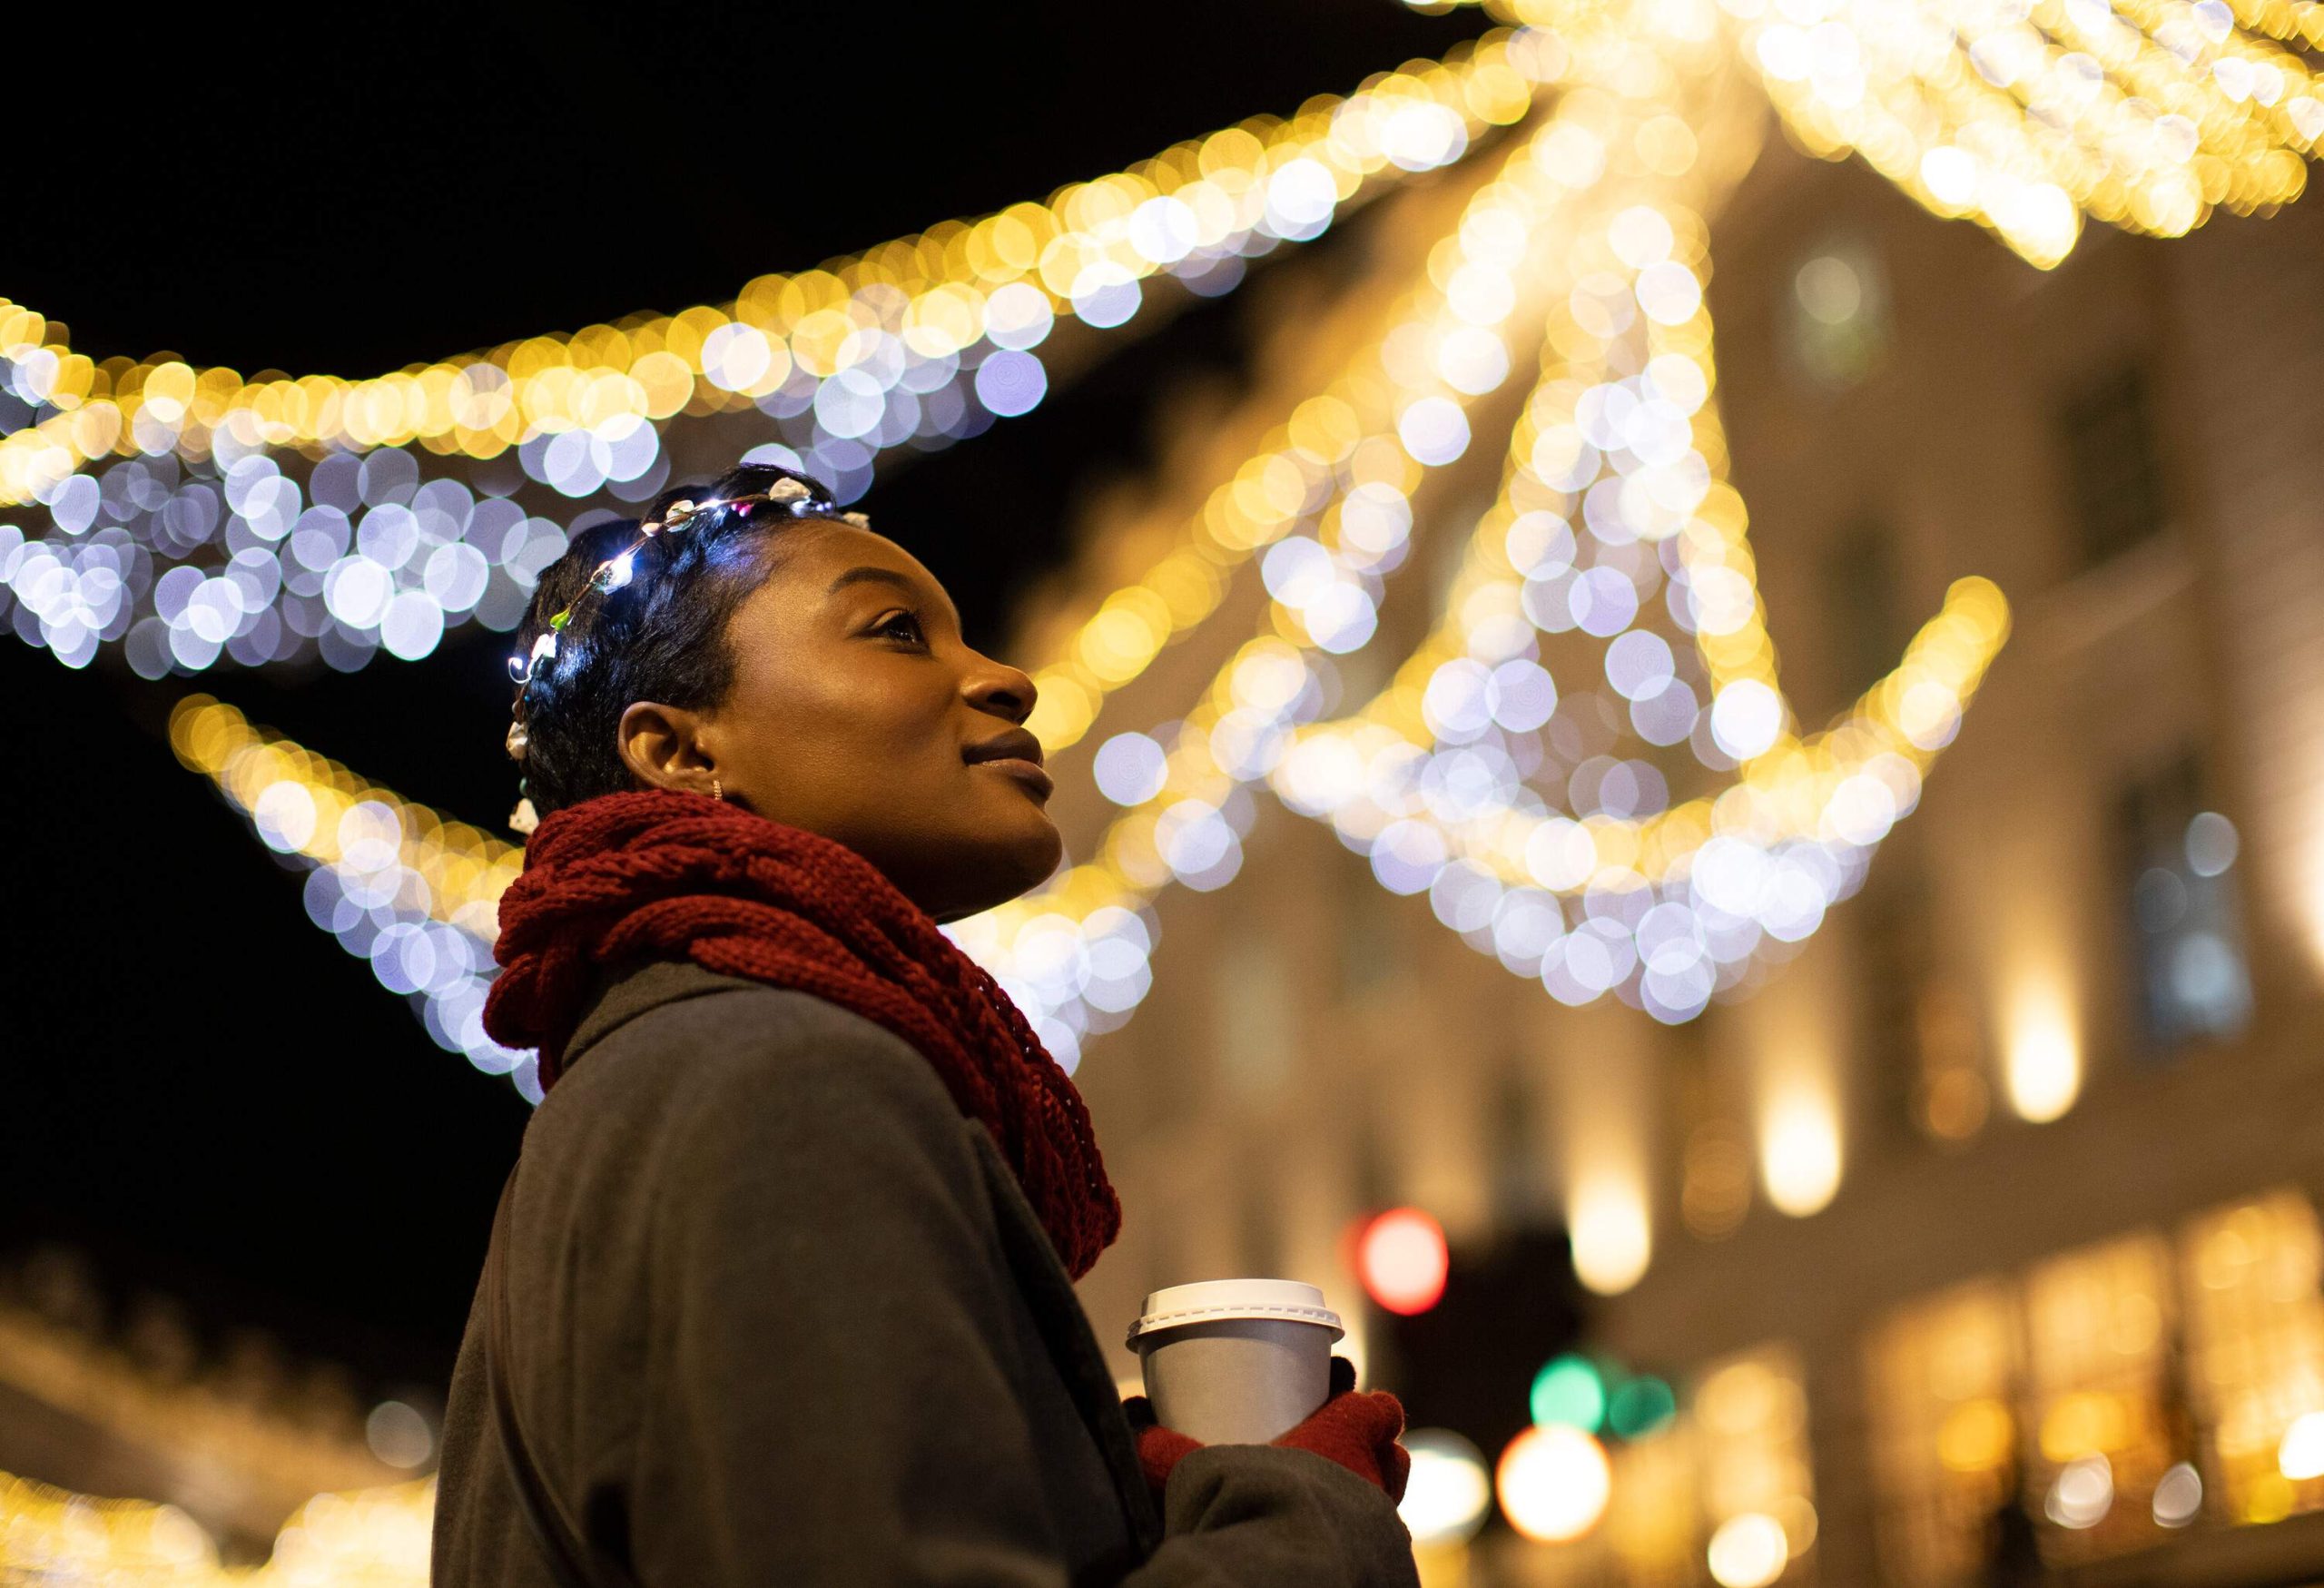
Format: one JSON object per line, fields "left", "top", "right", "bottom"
{"left": 1126, "top": 1278, "right": 1345, "bottom": 1352}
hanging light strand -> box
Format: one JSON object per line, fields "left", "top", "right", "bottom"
{"left": 0, "top": 32, "right": 1543, "bottom": 508}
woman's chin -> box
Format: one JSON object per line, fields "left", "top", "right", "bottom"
{"left": 996, "top": 818, "right": 1065, "bottom": 899}
{"left": 923, "top": 824, "right": 1063, "bottom": 923}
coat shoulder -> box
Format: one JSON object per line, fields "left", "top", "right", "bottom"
{"left": 537, "top": 967, "right": 970, "bottom": 1166}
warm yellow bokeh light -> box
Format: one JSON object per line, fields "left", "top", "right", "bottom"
{"left": 1760, "top": 1088, "right": 1843, "bottom": 1218}
{"left": 2280, "top": 1413, "right": 2324, "bottom": 1481}
{"left": 1707, "top": 1511, "right": 1790, "bottom": 1588}
{"left": 1497, "top": 1425, "right": 1614, "bottom": 1542}
{"left": 2004, "top": 978, "right": 2082, "bottom": 1123}
{"left": 1571, "top": 1174, "right": 1655, "bottom": 1295}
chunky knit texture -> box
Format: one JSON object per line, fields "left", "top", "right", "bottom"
{"left": 484, "top": 787, "right": 1120, "bottom": 1280}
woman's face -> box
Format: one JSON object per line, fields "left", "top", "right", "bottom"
{"left": 618, "top": 522, "right": 1061, "bottom": 924}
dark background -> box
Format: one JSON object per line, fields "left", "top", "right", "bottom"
{"left": 2, "top": 2, "right": 1493, "bottom": 1396}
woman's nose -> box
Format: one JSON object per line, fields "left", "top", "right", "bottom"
{"left": 966, "top": 656, "right": 1039, "bottom": 725}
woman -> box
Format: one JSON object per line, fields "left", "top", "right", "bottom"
{"left": 430, "top": 461, "right": 1421, "bottom": 1586}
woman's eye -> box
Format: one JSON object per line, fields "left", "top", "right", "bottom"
{"left": 878, "top": 611, "right": 926, "bottom": 644}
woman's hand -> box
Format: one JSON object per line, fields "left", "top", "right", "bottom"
{"left": 1123, "top": 1356, "right": 1413, "bottom": 1503}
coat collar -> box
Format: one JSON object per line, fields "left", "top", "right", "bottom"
{"left": 554, "top": 957, "right": 1165, "bottom": 1557}
{"left": 559, "top": 958, "right": 743, "bottom": 1073}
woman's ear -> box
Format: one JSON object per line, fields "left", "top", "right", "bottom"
{"left": 615, "top": 701, "right": 718, "bottom": 794}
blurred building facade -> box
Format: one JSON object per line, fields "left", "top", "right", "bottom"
{"left": 1056, "top": 129, "right": 2324, "bottom": 1587}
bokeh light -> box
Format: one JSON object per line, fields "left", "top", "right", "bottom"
{"left": 1571, "top": 1174, "right": 1653, "bottom": 1296}
{"left": 1497, "top": 1425, "right": 1612, "bottom": 1542}
{"left": 2004, "top": 977, "right": 2082, "bottom": 1123}
{"left": 2153, "top": 1461, "right": 2204, "bottom": 1527}
{"left": 1607, "top": 1373, "right": 1678, "bottom": 1439}
{"left": 2279, "top": 1413, "right": 2324, "bottom": 1481}
{"left": 1357, "top": 1208, "right": 1451, "bottom": 1315}
{"left": 1400, "top": 1429, "right": 1493, "bottom": 1546}
{"left": 1531, "top": 1354, "right": 1608, "bottom": 1431}
{"left": 1761, "top": 1089, "right": 1842, "bottom": 1217}
{"left": 365, "top": 1402, "right": 434, "bottom": 1470}
{"left": 1707, "top": 1512, "right": 1790, "bottom": 1588}
{"left": 2046, "top": 1453, "right": 2115, "bottom": 1528}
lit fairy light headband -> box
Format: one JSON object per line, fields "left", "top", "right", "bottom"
{"left": 501, "top": 472, "right": 869, "bottom": 835}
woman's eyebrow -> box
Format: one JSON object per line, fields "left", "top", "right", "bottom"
{"left": 826, "top": 566, "right": 962, "bottom": 631}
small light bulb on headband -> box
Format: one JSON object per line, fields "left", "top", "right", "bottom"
{"left": 508, "top": 629, "right": 559, "bottom": 683}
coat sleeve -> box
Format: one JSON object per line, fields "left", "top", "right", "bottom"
{"left": 627, "top": 997, "right": 1418, "bottom": 1587}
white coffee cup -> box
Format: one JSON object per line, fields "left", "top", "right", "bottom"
{"left": 1127, "top": 1278, "right": 1344, "bottom": 1445}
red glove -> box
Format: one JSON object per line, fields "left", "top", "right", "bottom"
{"left": 1124, "top": 1356, "right": 1412, "bottom": 1504}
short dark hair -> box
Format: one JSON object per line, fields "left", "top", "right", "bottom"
{"left": 506, "top": 460, "right": 852, "bottom": 817}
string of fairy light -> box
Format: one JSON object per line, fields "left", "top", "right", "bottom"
{"left": 0, "top": 35, "right": 1537, "bottom": 509}
{"left": 0, "top": 35, "right": 1536, "bottom": 678}
{"left": 166, "top": 696, "right": 537, "bottom": 1092}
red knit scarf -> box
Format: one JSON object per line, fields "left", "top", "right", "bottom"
{"left": 483, "top": 788, "right": 1120, "bottom": 1280}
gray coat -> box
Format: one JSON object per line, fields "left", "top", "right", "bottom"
{"left": 431, "top": 960, "right": 1421, "bottom": 1587}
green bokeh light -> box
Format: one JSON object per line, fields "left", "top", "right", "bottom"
{"left": 1530, "top": 1354, "right": 1607, "bottom": 1432}
{"left": 1607, "top": 1375, "right": 1677, "bottom": 1439}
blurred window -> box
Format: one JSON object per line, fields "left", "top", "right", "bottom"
{"left": 2021, "top": 1233, "right": 2187, "bottom": 1566}
{"left": 2058, "top": 364, "right": 2168, "bottom": 568}
{"left": 1335, "top": 856, "right": 1400, "bottom": 1000}
{"left": 2114, "top": 758, "right": 2252, "bottom": 1051}
{"left": 1867, "top": 1193, "right": 2324, "bottom": 1581}
{"left": 1604, "top": 1419, "right": 1704, "bottom": 1585}
{"left": 1785, "top": 236, "right": 1892, "bottom": 390}
{"left": 1236, "top": 1157, "right": 1283, "bottom": 1278}
{"left": 1866, "top": 1278, "right": 2025, "bottom": 1584}
{"left": 1486, "top": 1057, "right": 1548, "bottom": 1227}
{"left": 2178, "top": 1190, "right": 2324, "bottom": 1524}
{"left": 1677, "top": 1024, "right": 1755, "bottom": 1242}
{"left": 1353, "top": 1104, "right": 1396, "bottom": 1214}
{"left": 1820, "top": 518, "right": 1909, "bottom": 708}
{"left": 1564, "top": 1342, "right": 1817, "bottom": 1586}
{"left": 1681, "top": 1117, "right": 1754, "bottom": 1242}
{"left": 1694, "top": 1345, "right": 1818, "bottom": 1584}
{"left": 1852, "top": 852, "right": 1935, "bottom": 1146}
{"left": 1912, "top": 978, "right": 1991, "bottom": 1145}
{"left": 1214, "top": 925, "right": 1295, "bottom": 1101}
{"left": 1143, "top": 1218, "right": 1187, "bottom": 1301}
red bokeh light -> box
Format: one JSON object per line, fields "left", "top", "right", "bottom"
{"left": 1356, "top": 1206, "right": 1449, "bottom": 1315}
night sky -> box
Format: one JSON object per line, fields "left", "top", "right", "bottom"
{"left": 3, "top": 3, "right": 1492, "bottom": 1397}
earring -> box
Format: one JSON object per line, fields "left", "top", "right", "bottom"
{"left": 712, "top": 777, "right": 724, "bottom": 803}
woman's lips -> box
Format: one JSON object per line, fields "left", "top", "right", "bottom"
{"left": 972, "top": 756, "right": 1055, "bottom": 798}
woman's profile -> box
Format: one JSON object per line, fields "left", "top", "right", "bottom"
{"left": 429, "top": 460, "right": 1421, "bottom": 1585}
